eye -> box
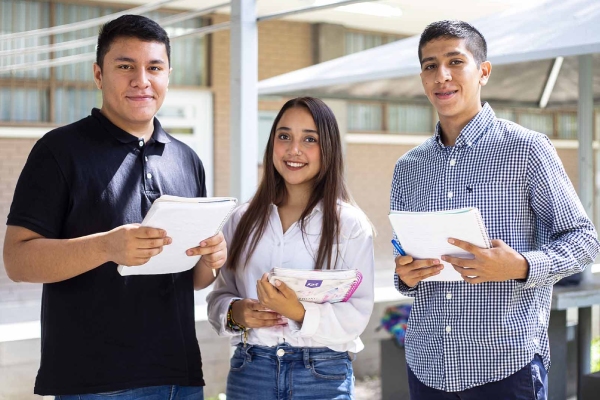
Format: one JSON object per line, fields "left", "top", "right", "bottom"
{"left": 304, "top": 136, "right": 318, "bottom": 143}
{"left": 450, "top": 59, "right": 464, "bottom": 65}
{"left": 423, "top": 64, "right": 435, "bottom": 71}
{"left": 118, "top": 64, "right": 133, "bottom": 70}
{"left": 277, "top": 133, "right": 290, "bottom": 140}
{"left": 149, "top": 66, "right": 162, "bottom": 71}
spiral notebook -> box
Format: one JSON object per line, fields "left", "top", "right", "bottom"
{"left": 267, "top": 267, "right": 363, "bottom": 303}
{"left": 118, "top": 195, "right": 237, "bottom": 276}
{"left": 388, "top": 207, "right": 491, "bottom": 282}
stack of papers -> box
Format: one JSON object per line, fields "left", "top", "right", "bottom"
{"left": 388, "top": 207, "right": 491, "bottom": 282}
{"left": 268, "top": 267, "right": 362, "bottom": 303}
{"left": 118, "top": 195, "right": 237, "bottom": 276}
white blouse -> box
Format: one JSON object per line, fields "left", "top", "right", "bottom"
{"left": 206, "top": 201, "right": 375, "bottom": 353}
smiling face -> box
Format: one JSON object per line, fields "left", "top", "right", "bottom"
{"left": 419, "top": 37, "right": 491, "bottom": 130}
{"left": 93, "top": 37, "right": 170, "bottom": 135}
{"left": 272, "top": 107, "right": 322, "bottom": 196}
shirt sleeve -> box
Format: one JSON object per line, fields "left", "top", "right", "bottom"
{"left": 390, "top": 160, "right": 419, "bottom": 297}
{"left": 206, "top": 206, "right": 244, "bottom": 336}
{"left": 520, "top": 135, "right": 600, "bottom": 288}
{"left": 286, "top": 209, "right": 375, "bottom": 347}
{"left": 6, "top": 140, "right": 70, "bottom": 239}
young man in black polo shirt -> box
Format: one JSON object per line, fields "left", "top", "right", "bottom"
{"left": 3, "top": 15, "right": 224, "bottom": 399}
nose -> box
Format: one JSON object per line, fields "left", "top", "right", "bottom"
{"left": 131, "top": 68, "right": 150, "bottom": 88}
{"left": 434, "top": 65, "right": 452, "bottom": 84}
{"left": 288, "top": 140, "right": 302, "bottom": 156}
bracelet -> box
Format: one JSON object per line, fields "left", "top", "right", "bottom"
{"left": 227, "top": 299, "right": 249, "bottom": 345}
{"left": 227, "top": 299, "right": 247, "bottom": 332}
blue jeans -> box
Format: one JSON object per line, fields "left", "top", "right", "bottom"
{"left": 56, "top": 385, "right": 203, "bottom": 400}
{"left": 227, "top": 342, "right": 354, "bottom": 400}
{"left": 407, "top": 354, "right": 547, "bottom": 400}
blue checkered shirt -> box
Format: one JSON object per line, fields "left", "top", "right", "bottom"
{"left": 391, "top": 103, "right": 599, "bottom": 392}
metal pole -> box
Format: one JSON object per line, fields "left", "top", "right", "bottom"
{"left": 577, "top": 53, "right": 594, "bottom": 399}
{"left": 230, "top": 0, "right": 258, "bottom": 202}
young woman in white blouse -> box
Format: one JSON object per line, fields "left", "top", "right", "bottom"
{"left": 207, "top": 97, "right": 374, "bottom": 400}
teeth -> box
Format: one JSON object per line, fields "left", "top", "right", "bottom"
{"left": 286, "top": 162, "right": 304, "bottom": 168}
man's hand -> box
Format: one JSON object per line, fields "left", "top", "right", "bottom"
{"left": 395, "top": 255, "right": 443, "bottom": 288}
{"left": 230, "top": 298, "right": 285, "bottom": 329}
{"left": 256, "top": 273, "right": 305, "bottom": 323}
{"left": 104, "top": 224, "right": 171, "bottom": 266}
{"left": 442, "top": 238, "right": 529, "bottom": 284}
{"left": 187, "top": 232, "right": 227, "bottom": 272}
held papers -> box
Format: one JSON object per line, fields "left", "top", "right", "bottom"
{"left": 267, "top": 267, "right": 363, "bottom": 303}
{"left": 118, "top": 195, "right": 237, "bottom": 276}
{"left": 388, "top": 208, "right": 492, "bottom": 282}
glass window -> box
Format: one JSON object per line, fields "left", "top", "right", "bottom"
{"left": 258, "top": 111, "right": 278, "bottom": 163}
{"left": 557, "top": 113, "right": 577, "bottom": 139}
{"left": 54, "top": 88, "right": 100, "bottom": 124}
{"left": 0, "top": 87, "right": 48, "bottom": 122}
{"left": 388, "top": 104, "right": 432, "bottom": 134}
{"left": 0, "top": 0, "right": 51, "bottom": 79}
{"left": 348, "top": 103, "right": 383, "bottom": 131}
{"left": 494, "top": 109, "right": 516, "bottom": 122}
{"left": 0, "top": 1, "right": 208, "bottom": 124}
{"left": 518, "top": 113, "right": 554, "bottom": 136}
{"left": 345, "top": 32, "right": 399, "bottom": 55}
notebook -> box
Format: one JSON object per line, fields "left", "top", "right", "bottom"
{"left": 388, "top": 207, "right": 492, "bottom": 282}
{"left": 267, "top": 267, "right": 363, "bottom": 303}
{"left": 118, "top": 195, "right": 237, "bottom": 276}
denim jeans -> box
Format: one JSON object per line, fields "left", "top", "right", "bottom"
{"left": 55, "top": 385, "right": 203, "bottom": 400}
{"left": 407, "top": 354, "right": 547, "bottom": 400}
{"left": 226, "top": 342, "right": 355, "bottom": 400}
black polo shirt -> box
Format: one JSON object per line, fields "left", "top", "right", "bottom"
{"left": 7, "top": 109, "right": 206, "bottom": 395}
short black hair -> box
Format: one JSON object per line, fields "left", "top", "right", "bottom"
{"left": 418, "top": 20, "right": 487, "bottom": 66}
{"left": 96, "top": 15, "right": 170, "bottom": 68}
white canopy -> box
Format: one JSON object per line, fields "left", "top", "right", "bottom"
{"left": 257, "top": 0, "right": 600, "bottom": 106}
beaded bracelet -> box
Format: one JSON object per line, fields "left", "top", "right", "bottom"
{"left": 227, "top": 299, "right": 249, "bottom": 344}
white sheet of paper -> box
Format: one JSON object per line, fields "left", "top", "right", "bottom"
{"left": 388, "top": 208, "right": 491, "bottom": 282}
{"left": 118, "top": 196, "right": 237, "bottom": 276}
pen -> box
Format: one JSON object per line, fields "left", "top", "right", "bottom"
{"left": 391, "top": 239, "right": 406, "bottom": 256}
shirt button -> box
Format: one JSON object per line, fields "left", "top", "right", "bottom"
{"left": 145, "top": 156, "right": 149, "bottom": 162}
{"left": 447, "top": 191, "right": 453, "bottom": 199}
{"left": 467, "top": 141, "right": 472, "bottom": 146}
{"left": 446, "top": 293, "right": 452, "bottom": 300}
{"left": 276, "top": 349, "right": 285, "bottom": 357}
{"left": 146, "top": 173, "right": 152, "bottom": 179}
{"left": 449, "top": 159, "right": 456, "bottom": 166}
{"left": 138, "top": 140, "right": 144, "bottom": 147}
{"left": 446, "top": 325, "right": 452, "bottom": 333}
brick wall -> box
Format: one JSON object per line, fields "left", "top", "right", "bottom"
{"left": 0, "top": 138, "right": 39, "bottom": 301}
{"left": 210, "top": 14, "right": 313, "bottom": 196}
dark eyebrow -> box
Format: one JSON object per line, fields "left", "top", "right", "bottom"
{"left": 276, "top": 126, "right": 318, "bottom": 134}
{"left": 420, "top": 51, "right": 467, "bottom": 65}
{"left": 113, "top": 57, "right": 165, "bottom": 64}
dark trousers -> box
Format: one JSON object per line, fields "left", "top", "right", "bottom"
{"left": 407, "top": 354, "right": 547, "bottom": 400}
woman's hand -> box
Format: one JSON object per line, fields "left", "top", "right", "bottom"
{"left": 230, "top": 298, "right": 284, "bottom": 329}
{"left": 256, "top": 273, "right": 305, "bottom": 323}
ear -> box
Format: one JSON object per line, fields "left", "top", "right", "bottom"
{"left": 479, "top": 61, "right": 492, "bottom": 86}
{"left": 93, "top": 63, "right": 103, "bottom": 90}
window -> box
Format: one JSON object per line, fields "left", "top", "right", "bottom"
{"left": 494, "top": 109, "right": 516, "bottom": 122}
{"left": 348, "top": 103, "right": 383, "bottom": 132}
{"left": 258, "top": 111, "right": 277, "bottom": 164}
{"left": 345, "top": 32, "right": 400, "bottom": 55}
{"left": 557, "top": 113, "right": 577, "bottom": 139}
{"left": 388, "top": 104, "right": 432, "bottom": 134}
{"left": 518, "top": 112, "right": 554, "bottom": 136}
{"left": 0, "top": 0, "right": 209, "bottom": 125}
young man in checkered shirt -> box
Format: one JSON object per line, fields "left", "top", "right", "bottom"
{"left": 391, "top": 20, "right": 599, "bottom": 399}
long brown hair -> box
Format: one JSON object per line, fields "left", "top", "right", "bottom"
{"left": 227, "top": 97, "right": 351, "bottom": 271}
